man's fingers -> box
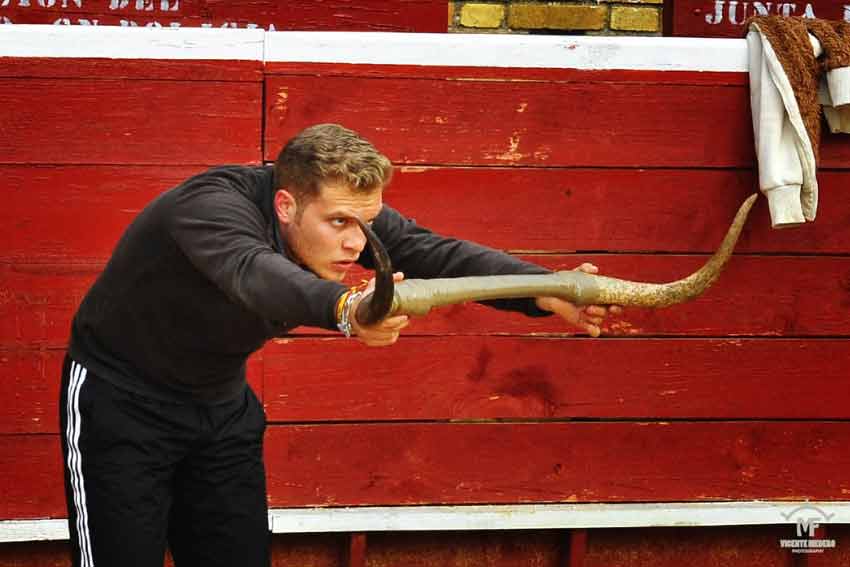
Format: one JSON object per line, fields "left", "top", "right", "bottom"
{"left": 575, "top": 262, "right": 598, "bottom": 274}
{"left": 381, "top": 315, "right": 409, "bottom": 330}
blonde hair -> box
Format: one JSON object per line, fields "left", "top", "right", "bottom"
{"left": 274, "top": 124, "right": 393, "bottom": 204}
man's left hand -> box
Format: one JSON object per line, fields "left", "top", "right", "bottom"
{"left": 534, "top": 263, "right": 623, "bottom": 337}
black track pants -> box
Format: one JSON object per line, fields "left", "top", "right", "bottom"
{"left": 59, "top": 355, "right": 270, "bottom": 567}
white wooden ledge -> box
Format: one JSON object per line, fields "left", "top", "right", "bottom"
{"left": 0, "top": 25, "right": 748, "bottom": 72}
{"left": 3, "top": 502, "right": 849, "bottom": 542}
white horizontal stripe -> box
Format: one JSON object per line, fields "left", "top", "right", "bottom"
{"left": 0, "top": 24, "right": 264, "bottom": 60}
{"left": 0, "top": 26, "right": 747, "bottom": 72}
{"left": 3, "top": 501, "right": 848, "bottom": 541}
{"left": 265, "top": 32, "right": 749, "bottom": 73}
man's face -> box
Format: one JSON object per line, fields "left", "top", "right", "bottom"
{"left": 276, "top": 182, "right": 383, "bottom": 282}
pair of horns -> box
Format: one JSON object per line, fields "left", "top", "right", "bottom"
{"left": 355, "top": 194, "right": 758, "bottom": 324}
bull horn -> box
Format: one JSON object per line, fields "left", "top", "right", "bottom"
{"left": 356, "top": 193, "right": 758, "bottom": 320}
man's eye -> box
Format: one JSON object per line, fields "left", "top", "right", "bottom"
{"left": 331, "top": 218, "right": 347, "bottom": 227}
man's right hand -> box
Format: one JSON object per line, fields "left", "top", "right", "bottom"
{"left": 350, "top": 272, "right": 409, "bottom": 346}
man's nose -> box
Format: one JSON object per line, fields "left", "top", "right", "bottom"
{"left": 343, "top": 225, "right": 367, "bottom": 252}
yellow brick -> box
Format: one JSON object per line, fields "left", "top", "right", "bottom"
{"left": 610, "top": 6, "right": 660, "bottom": 31}
{"left": 508, "top": 4, "right": 548, "bottom": 28}
{"left": 460, "top": 3, "right": 506, "bottom": 28}
{"left": 509, "top": 3, "right": 608, "bottom": 31}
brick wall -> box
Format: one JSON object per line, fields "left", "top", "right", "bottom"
{"left": 449, "top": 1, "right": 663, "bottom": 35}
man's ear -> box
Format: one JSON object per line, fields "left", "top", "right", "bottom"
{"left": 274, "top": 189, "right": 297, "bottom": 225}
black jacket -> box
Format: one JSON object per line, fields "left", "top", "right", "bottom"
{"left": 70, "top": 165, "right": 549, "bottom": 403}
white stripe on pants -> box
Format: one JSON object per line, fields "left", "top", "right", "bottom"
{"left": 66, "top": 360, "right": 94, "bottom": 567}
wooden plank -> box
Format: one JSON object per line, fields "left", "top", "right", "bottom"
{"left": 0, "top": 0, "right": 447, "bottom": 32}
{"left": 0, "top": 165, "right": 203, "bottom": 262}
{"left": 263, "top": 75, "right": 761, "bottom": 167}
{"left": 0, "top": 349, "right": 61, "bottom": 435}
{"left": 0, "top": 79, "right": 261, "bottom": 165}
{"left": 669, "top": 0, "right": 848, "bottom": 38}
{"left": 3, "top": 165, "right": 850, "bottom": 261}
{"left": 263, "top": 421, "right": 850, "bottom": 506}
{"left": 3, "top": 254, "right": 849, "bottom": 349}
{"left": 7, "top": 422, "right": 850, "bottom": 518}
{"left": 582, "top": 525, "right": 794, "bottom": 567}
{"left": 263, "top": 337, "right": 850, "bottom": 422}
{"left": 0, "top": 541, "right": 70, "bottom": 567}
{"left": 263, "top": 63, "right": 750, "bottom": 85}
{"left": 0, "top": 348, "right": 263, "bottom": 434}
{"left": 0, "top": 435, "right": 64, "bottom": 519}
{"left": 0, "top": 57, "right": 263, "bottom": 81}
{"left": 381, "top": 167, "right": 850, "bottom": 254}
{"left": 364, "top": 531, "right": 563, "bottom": 567}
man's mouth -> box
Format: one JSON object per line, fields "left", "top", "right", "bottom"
{"left": 332, "top": 260, "right": 356, "bottom": 271}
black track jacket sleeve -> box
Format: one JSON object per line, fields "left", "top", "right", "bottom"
{"left": 169, "top": 184, "right": 346, "bottom": 331}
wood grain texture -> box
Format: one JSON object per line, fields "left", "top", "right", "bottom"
{"left": 0, "top": 79, "right": 261, "bottom": 165}
{"left": 0, "top": 347, "right": 263, "bottom": 434}
{"left": 263, "top": 337, "right": 850, "bottom": 421}
{"left": 0, "top": 435, "right": 64, "bottom": 519}
{"left": 0, "top": 57, "right": 263, "bottom": 81}
{"left": 263, "top": 421, "right": 850, "bottom": 506}
{"left": 0, "top": 0, "right": 447, "bottom": 32}
{"left": 264, "top": 63, "right": 750, "bottom": 85}
{"left": 6, "top": 421, "right": 850, "bottom": 517}
{"left": 3, "top": 254, "right": 849, "bottom": 350}
{"left": 382, "top": 167, "right": 850, "bottom": 254}
{"left": 263, "top": 73, "right": 850, "bottom": 168}
{"left": 3, "top": 165, "right": 850, "bottom": 262}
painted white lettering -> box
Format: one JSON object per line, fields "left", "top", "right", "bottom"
{"left": 37, "top": 0, "right": 55, "bottom": 6}
{"left": 845, "top": 5, "right": 850, "bottom": 21}
{"left": 268, "top": 23, "right": 275, "bottom": 31}
{"left": 753, "top": 2, "right": 772, "bottom": 14}
{"left": 53, "top": 17, "right": 70, "bottom": 24}
{"left": 1, "top": 16, "right": 12, "bottom": 23}
{"left": 4, "top": 0, "right": 32, "bottom": 6}
{"left": 779, "top": 3, "right": 796, "bottom": 16}
{"left": 728, "top": 1, "right": 748, "bottom": 24}
{"left": 803, "top": 3, "right": 815, "bottom": 17}
{"left": 168, "top": 21, "right": 180, "bottom": 27}
{"left": 246, "top": 22, "right": 258, "bottom": 28}
{"left": 200, "top": 21, "right": 212, "bottom": 27}
{"left": 62, "top": 0, "right": 82, "bottom": 7}
{"left": 144, "top": 19, "right": 161, "bottom": 26}
{"left": 119, "top": 18, "right": 138, "bottom": 25}
{"left": 160, "top": 0, "right": 178, "bottom": 10}
{"left": 135, "top": 0, "right": 154, "bottom": 11}
{"left": 110, "top": 0, "right": 129, "bottom": 9}
{"left": 78, "top": 18, "right": 98, "bottom": 25}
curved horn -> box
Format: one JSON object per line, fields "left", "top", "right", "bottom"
{"left": 353, "top": 217, "right": 395, "bottom": 325}
{"left": 383, "top": 193, "right": 758, "bottom": 316}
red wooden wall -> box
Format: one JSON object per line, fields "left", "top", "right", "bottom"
{"left": 0, "top": 1, "right": 447, "bottom": 32}
{"left": 2, "top": 31, "right": 850, "bottom": 566}
{"left": 665, "top": 0, "right": 849, "bottom": 37}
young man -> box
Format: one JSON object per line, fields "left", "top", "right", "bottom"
{"left": 61, "top": 124, "right": 617, "bottom": 567}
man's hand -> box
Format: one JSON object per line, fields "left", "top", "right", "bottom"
{"left": 534, "top": 263, "right": 623, "bottom": 337}
{"left": 350, "top": 272, "right": 409, "bottom": 346}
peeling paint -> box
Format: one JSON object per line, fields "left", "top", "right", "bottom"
{"left": 487, "top": 133, "right": 528, "bottom": 162}
{"left": 273, "top": 87, "right": 289, "bottom": 121}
